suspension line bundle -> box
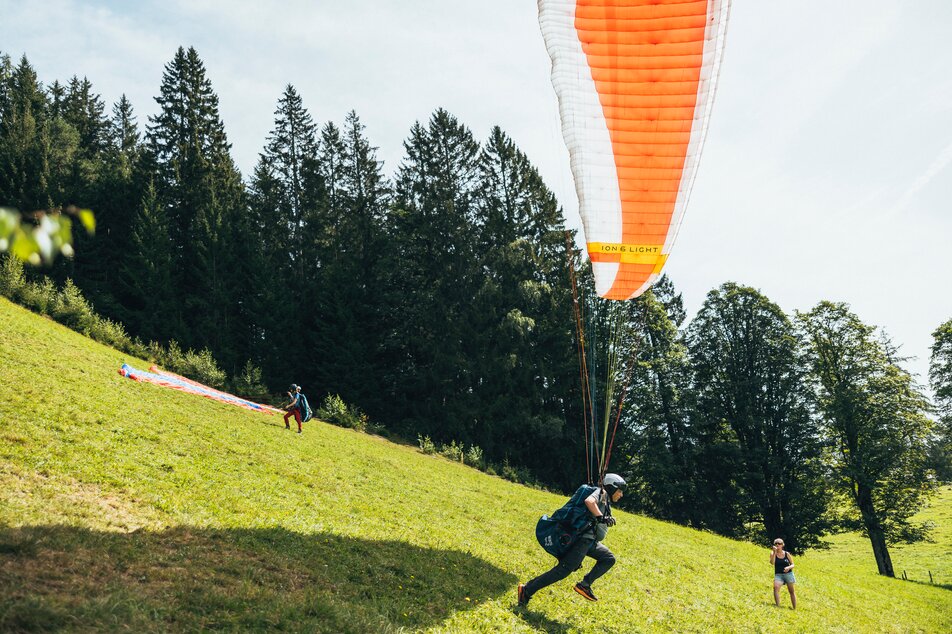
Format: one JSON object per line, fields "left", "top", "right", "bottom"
{"left": 564, "top": 232, "right": 639, "bottom": 488}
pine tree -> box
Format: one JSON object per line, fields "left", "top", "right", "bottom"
{"left": 0, "top": 55, "right": 52, "bottom": 212}
{"left": 119, "top": 180, "right": 176, "bottom": 338}
{"left": 247, "top": 84, "right": 323, "bottom": 388}
{"left": 308, "top": 111, "right": 389, "bottom": 411}
{"left": 382, "top": 109, "right": 482, "bottom": 440}
{"left": 144, "top": 46, "right": 246, "bottom": 363}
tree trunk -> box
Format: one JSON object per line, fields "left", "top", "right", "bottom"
{"left": 857, "top": 484, "right": 894, "bottom": 577}
{"left": 763, "top": 504, "right": 784, "bottom": 547}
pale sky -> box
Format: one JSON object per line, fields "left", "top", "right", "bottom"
{"left": 2, "top": 0, "right": 950, "bottom": 386}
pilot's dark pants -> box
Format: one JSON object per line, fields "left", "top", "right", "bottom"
{"left": 524, "top": 534, "right": 616, "bottom": 599}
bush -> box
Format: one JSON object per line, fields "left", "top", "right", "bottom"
{"left": 440, "top": 440, "right": 465, "bottom": 463}
{"left": 19, "top": 277, "right": 56, "bottom": 315}
{"left": 231, "top": 360, "right": 269, "bottom": 401}
{"left": 417, "top": 435, "right": 437, "bottom": 455}
{"left": 125, "top": 336, "right": 150, "bottom": 361}
{"left": 86, "top": 315, "right": 131, "bottom": 350}
{"left": 145, "top": 340, "right": 167, "bottom": 365}
{"left": 0, "top": 255, "right": 26, "bottom": 299}
{"left": 146, "top": 341, "right": 225, "bottom": 389}
{"left": 51, "top": 279, "right": 95, "bottom": 332}
{"left": 159, "top": 340, "right": 187, "bottom": 374}
{"left": 499, "top": 459, "right": 538, "bottom": 487}
{"left": 181, "top": 348, "right": 227, "bottom": 390}
{"left": 316, "top": 394, "right": 366, "bottom": 431}
{"left": 465, "top": 445, "right": 484, "bottom": 469}
{"left": 365, "top": 420, "right": 389, "bottom": 437}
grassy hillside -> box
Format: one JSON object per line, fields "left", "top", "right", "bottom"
{"left": 1, "top": 296, "right": 949, "bottom": 633}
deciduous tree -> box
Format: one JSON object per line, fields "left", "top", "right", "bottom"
{"left": 799, "top": 301, "right": 936, "bottom": 574}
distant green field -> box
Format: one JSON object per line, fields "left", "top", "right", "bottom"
{"left": 1, "top": 296, "right": 949, "bottom": 633}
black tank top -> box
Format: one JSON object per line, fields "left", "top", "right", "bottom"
{"left": 774, "top": 552, "right": 791, "bottom": 574}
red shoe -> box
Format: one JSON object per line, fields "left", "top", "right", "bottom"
{"left": 574, "top": 583, "right": 597, "bottom": 601}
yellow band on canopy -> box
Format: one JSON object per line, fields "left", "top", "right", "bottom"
{"left": 587, "top": 242, "right": 668, "bottom": 268}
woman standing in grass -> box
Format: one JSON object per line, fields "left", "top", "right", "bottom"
{"left": 771, "top": 538, "right": 797, "bottom": 608}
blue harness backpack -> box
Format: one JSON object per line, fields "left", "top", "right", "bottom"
{"left": 297, "top": 393, "right": 312, "bottom": 423}
{"left": 536, "top": 484, "right": 599, "bottom": 559}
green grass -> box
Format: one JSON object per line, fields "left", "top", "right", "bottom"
{"left": 0, "top": 295, "right": 949, "bottom": 633}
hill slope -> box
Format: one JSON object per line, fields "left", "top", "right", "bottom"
{"left": 0, "top": 296, "right": 949, "bottom": 633}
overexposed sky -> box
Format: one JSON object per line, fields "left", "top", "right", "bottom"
{"left": 2, "top": 0, "right": 950, "bottom": 385}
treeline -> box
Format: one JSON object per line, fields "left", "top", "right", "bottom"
{"left": 611, "top": 282, "right": 946, "bottom": 573}
{"left": 0, "top": 47, "right": 586, "bottom": 489}
{"left": 2, "top": 47, "right": 949, "bottom": 570}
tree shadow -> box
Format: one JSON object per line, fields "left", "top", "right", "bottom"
{"left": 0, "top": 524, "right": 518, "bottom": 632}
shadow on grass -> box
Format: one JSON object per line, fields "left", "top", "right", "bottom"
{"left": 514, "top": 606, "right": 574, "bottom": 634}
{"left": 0, "top": 524, "right": 517, "bottom": 633}
{"left": 901, "top": 577, "right": 952, "bottom": 592}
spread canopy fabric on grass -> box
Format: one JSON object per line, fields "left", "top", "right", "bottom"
{"left": 118, "top": 363, "right": 281, "bottom": 415}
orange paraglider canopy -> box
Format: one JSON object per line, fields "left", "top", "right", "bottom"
{"left": 539, "top": 0, "right": 731, "bottom": 299}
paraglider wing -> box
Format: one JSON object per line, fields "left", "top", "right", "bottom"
{"left": 539, "top": 0, "right": 731, "bottom": 299}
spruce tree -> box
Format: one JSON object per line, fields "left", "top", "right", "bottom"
{"left": 247, "top": 84, "right": 323, "bottom": 389}
{"left": 469, "top": 125, "right": 581, "bottom": 485}
{"left": 50, "top": 76, "right": 110, "bottom": 283}
{"left": 383, "top": 109, "right": 482, "bottom": 440}
{"left": 0, "top": 55, "right": 52, "bottom": 212}
{"left": 308, "top": 111, "right": 389, "bottom": 411}
{"left": 47, "top": 80, "right": 65, "bottom": 119}
{"left": 119, "top": 180, "right": 176, "bottom": 338}
{"left": 59, "top": 76, "right": 108, "bottom": 164}
{"left": 109, "top": 95, "right": 139, "bottom": 158}
{"left": 0, "top": 53, "right": 13, "bottom": 123}
{"left": 144, "top": 46, "right": 245, "bottom": 363}
{"left": 76, "top": 95, "right": 142, "bottom": 318}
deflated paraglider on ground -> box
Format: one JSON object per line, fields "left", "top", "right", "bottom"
{"left": 118, "top": 363, "right": 282, "bottom": 415}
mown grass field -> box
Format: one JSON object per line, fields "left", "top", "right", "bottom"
{"left": 1, "top": 296, "right": 950, "bottom": 633}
